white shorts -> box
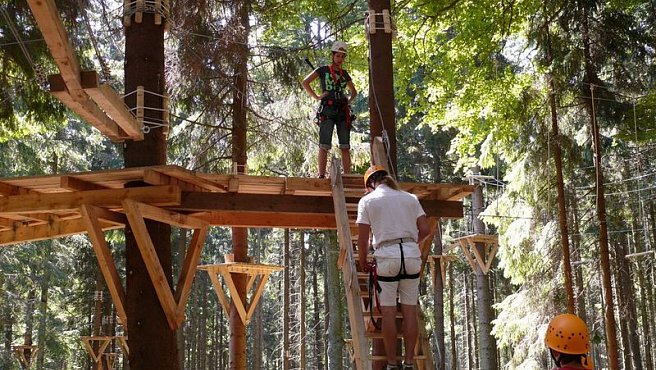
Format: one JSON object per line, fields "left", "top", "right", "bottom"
{"left": 376, "top": 256, "right": 422, "bottom": 306}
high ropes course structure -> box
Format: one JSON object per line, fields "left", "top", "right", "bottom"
{"left": 1, "top": 0, "right": 475, "bottom": 368}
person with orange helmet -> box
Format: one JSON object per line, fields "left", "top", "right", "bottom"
{"left": 301, "top": 41, "right": 357, "bottom": 178}
{"left": 356, "top": 165, "right": 430, "bottom": 370}
{"left": 545, "top": 313, "right": 594, "bottom": 369}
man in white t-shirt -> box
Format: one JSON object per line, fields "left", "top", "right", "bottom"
{"left": 356, "top": 165, "right": 430, "bottom": 370}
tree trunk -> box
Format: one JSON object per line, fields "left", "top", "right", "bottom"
{"left": 299, "top": 231, "right": 307, "bottom": 370}
{"left": 471, "top": 179, "right": 498, "bottom": 370}
{"left": 433, "top": 224, "right": 445, "bottom": 370}
{"left": 367, "top": 0, "right": 397, "bottom": 172}
{"left": 568, "top": 189, "right": 588, "bottom": 322}
{"left": 283, "top": 229, "right": 290, "bottom": 370}
{"left": 578, "top": 2, "right": 619, "bottom": 367}
{"left": 124, "top": 8, "right": 177, "bottom": 369}
{"left": 449, "top": 263, "right": 457, "bottom": 370}
{"left": 176, "top": 229, "right": 187, "bottom": 370}
{"left": 229, "top": 0, "right": 250, "bottom": 368}
{"left": 36, "top": 253, "right": 50, "bottom": 370}
{"left": 622, "top": 219, "right": 644, "bottom": 369}
{"left": 545, "top": 42, "right": 576, "bottom": 312}
{"left": 637, "top": 260, "right": 654, "bottom": 370}
{"left": 20, "top": 288, "right": 36, "bottom": 370}
{"left": 312, "top": 243, "right": 324, "bottom": 370}
{"left": 252, "top": 229, "right": 263, "bottom": 370}
{"left": 463, "top": 272, "right": 473, "bottom": 370}
{"left": 2, "top": 275, "right": 13, "bottom": 369}
{"left": 613, "top": 252, "right": 632, "bottom": 370}
{"left": 325, "top": 231, "right": 344, "bottom": 370}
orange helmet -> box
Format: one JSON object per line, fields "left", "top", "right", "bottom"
{"left": 545, "top": 314, "right": 593, "bottom": 369}
{"left": 364, "top": 165, "right": 388, "bottom": 188}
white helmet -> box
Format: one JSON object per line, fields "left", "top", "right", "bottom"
{"left": 331, "top": 41, "right": 348, "bottom": 54}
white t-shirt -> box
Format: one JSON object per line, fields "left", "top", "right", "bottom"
{"left": 356, "top": 184, "right": 426, "bottom": 257}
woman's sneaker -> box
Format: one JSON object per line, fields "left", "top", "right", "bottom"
{"left": 401, "top": 362, "right": 414, "bottom": 369}
{"left": 385, "top": 364, "right": 398, "bottom": 370}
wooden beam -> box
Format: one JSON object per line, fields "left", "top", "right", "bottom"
{"left": 143, "top": 169, "right": 206, "bottom": 192}
{"left": 87, "top": 207, "right": 126, "bottom": 226}
{"left": 180, "top": 192, "right": 336, "bottom": 214}
{"left": 0, "top": 217, "right": 16, "bottom": 230}
{"left": 180, "top": 191, "right": 462, "bottom": 218}
{"left": 0, "top": 217, "right": 122, "bottom": 246}
{"left": 0, "top": 182, "right": 21, "bottom": 196}
{"left": 79, "top": 205, "right": 128, "bottom": 326}
{"left": 81, "top": 71, "right": 144, "bottom": 140}
{"left": 130, "top": 201, "right": 208, "bottom": 229}
{"left": 49, "top": 75, "right": 124, "bottom": 140}
{"left": 192, "top": 211, "right": 337, "bottom": 229}
{"left": 0, "top": 185, "right": 181, "bottom": 215}
{"left": 60, "top": 176, "right": 110, "bottom": 191}
{"left": 155, "top": 167, "right": 227, "bottom": 192}
{"left": 122, "top": 199, "right": 179, "bottom": 330}
{"left": 174, "top": 227, "right": 209, "bottom": 325}
{"left": 27, "top": 0, "right": 83, "bottom": 98}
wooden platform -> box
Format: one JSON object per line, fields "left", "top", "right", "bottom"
{"left": 0, "top": 165, "right": 473, "bottom": 247}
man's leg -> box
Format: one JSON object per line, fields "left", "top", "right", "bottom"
{"left": 318, "top": 147, "right": 328, "bottom": 177}
{"left": 381, "top": 305, "right": 399, "bottom": 366}
{"left": 400, "top": 303, "right": 418, "bottom": 366}
{"left": 340, "top": 147, "right": 351, "bottom": 174}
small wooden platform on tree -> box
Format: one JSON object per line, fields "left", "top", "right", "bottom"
{"left": 428, "top": 254, "right": 459, "bottom": 285}
{"left": 81, "top": 336, "right": 129, "bottom": 365}
{"left": 454, "top": 234, "right": 499, "bottom": 274}
{"left": 198, "top": 260, "right": 284, "bottom": 325}
{"left": 12, "top": 345, "right": 38, "bottom": 369}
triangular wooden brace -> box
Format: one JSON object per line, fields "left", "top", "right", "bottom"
{"left": 199, "top": 262, "right": 283, "bottom": 325}
{"left": 12, "top": 345, "right": 38, "bottom": 368}
{"left": 80, "top": 205, "right": 128, "bottom": 326}
{"left": 456, "top": 234, "right": 499, "bottom": 274}
{"left": 428, "top": 254, "right": 458, "bottom": 287}
{"left": 81, "top": 336, "right": 112, "bottom": 363}
{"left": 122, "top": 199, "right": 209, "bottom": 329}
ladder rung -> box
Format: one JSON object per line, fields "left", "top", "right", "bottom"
{"left": 366, "top": 331, "right": 405, "bottom": 339}
{"left": 362, "top": 310, "right": 403, "bottom": 318}
{"left": 370, "top": 355, "right": 427, "bottom": 361}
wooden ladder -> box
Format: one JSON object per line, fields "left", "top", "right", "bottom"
{"left": 330, "top": 159, "right": 435, "bottom": 370}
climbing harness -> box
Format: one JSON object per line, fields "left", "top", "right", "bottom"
{"left": 314, "top": 64, "right": 354, "bottom": 128}
{"left": 376, "top": 241, "right": 420, "bottom": 282}
{"left": 366, "top": 240, "right": 420, "bottom": 330}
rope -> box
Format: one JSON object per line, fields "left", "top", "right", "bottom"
{"left": 78, "top": 0, "right": 112, "bottom": 81}
{"left": 1, "top": 8, "right": 48, "bottom": 89}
